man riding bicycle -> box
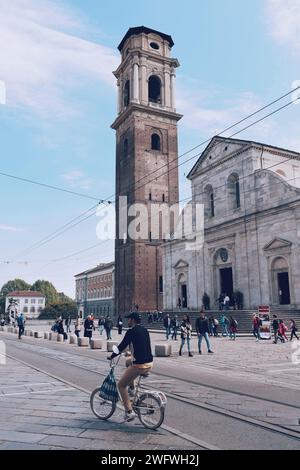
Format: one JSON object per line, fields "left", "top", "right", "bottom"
{"left": 108, "top": 312, "right": 153, "bottom": 422}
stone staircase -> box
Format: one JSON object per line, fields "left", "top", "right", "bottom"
{"left": 138, "top": 309, "right": 300, "bottom": 334}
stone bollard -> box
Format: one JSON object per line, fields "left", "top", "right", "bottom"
{"left": 107, "top": 341, "right": 118, "bottom": 352}
{"left": 57, "top": 334, "right": 64, "bottom": 342}
{"left": 8, "top": 327, "right": 14, "bottom": 333}
{"left": 78, "top": 337, "right": 89, "bottom": 347}
{"left": 24, "top": 330, "right": 30, "bottom": 336}
{"left": 14, "top": 328, "right": 18, "bottom": 334}
{"left": 155, "top": 344, "right": 172, "bottom": 357}
{"left": 0, "top": 326, "right": 3, "bottom": 332}
{"left": 69, "top": 335, "right": 78, "bottom": 344}
{"left": 34, "top": 331, "right": 42, "bottom": 339}
{"left": 44, "top": 332, "right": 49, "bottom": 340}
{"left": 90, "top": 339, "right": 103, "bottom": 350}
{"left": 29, "top": 331, "right": 34, "bottom": 337}
{"left": 51, "top": 333, "right": 58, "bottom": 341}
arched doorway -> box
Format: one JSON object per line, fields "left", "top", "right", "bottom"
{"left": 178, "top": 273, "right": 188, "bottom": 308}
{"left": 271, "top": 257, "right": 291, "bottom": 305}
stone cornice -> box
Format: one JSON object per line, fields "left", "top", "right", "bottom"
{"left": 111, "top": 103, "right": 183, "bottom": 130}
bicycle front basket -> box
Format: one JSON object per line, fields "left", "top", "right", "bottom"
{"left": 99, "top": 369, "right": 119, "bottom": 403}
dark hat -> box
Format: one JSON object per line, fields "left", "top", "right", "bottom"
{"left": 125, "top": 312, "right": 141, "bottom": 323}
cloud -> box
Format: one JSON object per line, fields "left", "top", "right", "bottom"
{"left": 0, "top": 225, "right": 25, "bottom": 232}
{"left": 0, "top": 0, "right": 119, "bottom": 119}
{"left": 60, "top": 170, "right": 93, "bottom": 190}
{"left": 265, "top": 0, "right": 300, "bottom": 53}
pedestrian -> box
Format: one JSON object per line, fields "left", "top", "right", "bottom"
{"left": 212, "top": 316, "right": 219, "bottom": 337}
{"left": 272, "top": 315, "right": 279, "bottom": 343}
{"left": 84, "top": 315, "right": 94, "bottom": 344}
{"left": 196, "top": 310, "right": 214, "bottom": 355}
{"left": 229, "top": 316, "right": 238, "bottom": 340}
{"left": 74, "top": 316, "right": 81, "bottom": 338}
{"left": 117, "top": 315, "right": 123, "bottom": 335}
{"left": 57, "top": 319, "right": 68, "bottom": 340}
{"left": 208, "top": 316, "right": 214, "bottom": 336}
{"left": 220, "top": 314, "right": 229, "bottom": 337}
{"left": 252, "top": 313, "right": 261, "bottom": 342}
{"left": 202, "top": 292, "right": 210, "bottom": 310}
{"left": 177, "top": 298, "right": 181, "bottom": 310}
{"left": 278, "top": 319, "right": 288, "bottom": 342}
{"left": 153, "top": 310, "right": 158, "bottom": 322}
{"left": 179, "top": 314, "right": 193, "bottom": 357}
{"left": 17, "top": 313, "right": 25, "bottom": 340}
{"left": 224, "top": 294, "right": 230, "bottom": 311}
{"left": 104, "top": 315, "right": 113, "bottom": 340}
{"left": 171, "top": 315, "right": 179, "bottom": 340}
{"left": 98, "top": 316, "right": 104, "bottom": 335}
{"left": 290, "top": 319, "right": 299, "bottom": 341}
{"left": 217, "top": 294, "right": 224, "bottom": 311}
{"left": 163, "top": 313, "right": 171, "bottom": 340}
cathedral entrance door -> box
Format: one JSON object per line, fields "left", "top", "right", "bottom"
{"left": 220, "top": 267, "right": 233, "bottom": 302}
{"left": 181, "top": 285, "right": 187, "bottom": 308}
{"left": 277, "top": 272, "right": 291, "bottom": 305}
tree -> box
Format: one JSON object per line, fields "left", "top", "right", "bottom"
{"left": 0, "top": 279, "right": 31, "bottom": 315}
{"left": 30, "top": 280, "right": 59, "bottom": 305}
{"left": 39, "top": 302, "right": 78, "bottom": 320}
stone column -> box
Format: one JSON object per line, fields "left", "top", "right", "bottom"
{"left": 133, "top": 62, "right": 139, "bottom": 103}
{"left": 164, "top": 68, "right": 171, "bottom": 108}
{"left": 171, "top": 70, "right": 176, "bottom": 109}
{"left": 140, "top": 57, "right": 148, "bottom": 104}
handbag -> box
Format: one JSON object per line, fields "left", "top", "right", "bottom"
{"left": 99, "top": 369, "right": 119, "bottom": 403}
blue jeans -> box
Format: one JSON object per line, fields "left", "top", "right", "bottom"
{"left": 165, "top": 326, "right": 171, "bottom": 339}
{"left": 98, "top": 325, "right": 104, "bottom": 335}
{"left": 222, "top": 325, "right": 229, "bottom": 336}
{"left": 198, "top": 333, "right": 211, "bottom": 352}
{"left": 180, "top": 337, "right": 191, "bottom": 352}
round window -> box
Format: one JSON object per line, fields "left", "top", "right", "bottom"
{"left": 150, "top": 42, "right": 159, "bottom": 50}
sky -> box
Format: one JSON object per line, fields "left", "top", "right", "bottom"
{"left": 0, "top": 0, "right": 299, "bottom": 297}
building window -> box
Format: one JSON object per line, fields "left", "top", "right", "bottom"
{"left": 150, "top": 42, "right": 159, "bottom": 50}
{"left": 159, "top": 276, "right": 163, "bottom": 293}
{"left": 124, "top": 138, "right": 128, "bottom": 158}
{"left": 149, "top": 193, "right": 152, "bottom": 201}
{"left": 23, "top": 307, "right": 28, "bottom": 313}
{"left": 31, "top": 299, "right": 36, "bottom": 304}
{"left": 149, "top": 75, "right": 161, "bottom": 103}
{"left": 227, "top": 173, "right": 241, "bottom": 210}
{"left": 204, "top": 185, "right": 214, "bottom": 218}
{"left": 38, "top": 299, "right": 43, "bottom": 304}
{"left": 25, "top": 299, "right": 28, "bottom": 304}
{"left": 162, "top": 194, "right": 165, "bottom": 202}
{"left": 124, "top": 80, "right": 130, "bottom": 107}
{"left": 151, "top": 133, "right": 161, "bottom": 151}
{"left": 30, "top": 307, "right": 35, "bottom": 313}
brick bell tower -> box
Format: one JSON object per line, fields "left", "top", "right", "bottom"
{"left": 112, "top": 27, "right": 182, "bottom": 315}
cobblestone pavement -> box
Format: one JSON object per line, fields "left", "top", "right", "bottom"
{"left": 0, "top": 357, "right": 200, "bottom": 450}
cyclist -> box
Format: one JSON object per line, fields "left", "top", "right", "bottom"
{"left": 108, "top": 312, "right": 153, "bottom": 422}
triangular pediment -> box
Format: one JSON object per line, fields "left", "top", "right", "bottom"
{"left": 187, "top": 137, "right": 251, "bottom": 180}
{"left": 173, "top": 259, "right": 189, "bottom": 269}
{"left": 263, "top": 238, "right": 292, "bottom": 251}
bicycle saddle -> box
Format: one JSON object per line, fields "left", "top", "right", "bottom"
{"left": 140, "top": 372, "right": 150, "bottom": 378}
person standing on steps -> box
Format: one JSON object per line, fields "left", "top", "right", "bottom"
{"left": 195, "top": 310, "right": 214, "bottom": 355}
{"left": 179, "top": 314, "right": 193, "bottom": 357}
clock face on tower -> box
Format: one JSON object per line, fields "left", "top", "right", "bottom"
{"left": 219, "top": 248, "right": 228, "bottom": 263}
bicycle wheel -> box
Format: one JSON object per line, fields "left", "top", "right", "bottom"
{"left": 90, "top": 387, "right": 116, "bottom": 420}
{"left": 135, "top": 392, "right": 165, "bottom": 430}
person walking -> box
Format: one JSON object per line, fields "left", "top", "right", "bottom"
{"left": 217, "top": 294, "right": 224, "bottom": 311}
{"left": 74, "top": 316, "right": 81, "bottom": 338}
{"left": 163, "top": 313, "right": 171, "bottom": 340}
{"left": 57, "top": 319, "right": 67, "bottom": 340}
{"left": 117, "top": 315, "right": 123, "bottom": 335}
{"left": 224, "top": 294, "right": 230, "bottom": 311}
{"left": 84, "top": 315, "right": 94, "bottom": 344}
{"left": 17, "top": 313, "right": 25, "bottom": 340}
{"left": 196, "top": 311, "right": 214, "bottom": 355}
{"left": 290, "top": 319, "right": 299, "bottom": 341}
{"left": 252, "top": 314, "right": 261, "bottom": 342}
{"left": 272, "top": 315, "right": 279, "bottom": 344}
{"left": 278, "top": 319, "right": 288, "bottom": 342}
{"left": 171, "top": 315, "right": 179, "bottom": 340}
{"left": 229, "top": 316, "right": 238, "bottom": 340}
{"left": 104, "top": 315, "right": 113, "bottom": 340}
{"left": 212, "top": 316, "right": 219, "bottom": 337}
{"left": 98, "top": 316, "right": 105, "bottom": 335}
{"left": 220, "top": 314, "right": 229, "bottom": 337}
{"left": 179, "top": 315, "right": 193, "bottom": 357}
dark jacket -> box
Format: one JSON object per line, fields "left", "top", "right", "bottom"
{"left": 104, "top": 318, "right": 113, "bottom": 330}
{"left": 272, "top": 319, "right": 279, "bottom": 330}
{"left": 84, "top": 319, "right": 94, "bottom": 338}
{"left": 163, "top": 316, "right": 171, "bottom": 328}
{"left": 112, "top": 325, "right": 153, "bottom": 365}
{"left": 195, "top": 317, "right": 210, "bottom": 335}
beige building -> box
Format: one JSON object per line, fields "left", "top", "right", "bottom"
{"left": 163, "top": 137, "right": 300, "bottom": 311}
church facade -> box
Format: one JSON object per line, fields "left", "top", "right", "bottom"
{"left": 163, "top": 137, "right": 300, "bottom": 311}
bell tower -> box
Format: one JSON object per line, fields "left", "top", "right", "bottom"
{"left": 112, "top": 26, "right": 182, "bottom": 315}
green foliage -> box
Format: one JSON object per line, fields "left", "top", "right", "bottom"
{"left": 31, "top": 280, "right": 59, "bottom": 305}
{"left": 0, "top": 279, "right": 31, "bottom": 315}
{"left": 39, "top": 302, "right": 78, "bottom": 320}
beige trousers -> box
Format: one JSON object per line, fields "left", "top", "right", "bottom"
{"left": 118, "top": 366, "right": 152, "bottom": 412}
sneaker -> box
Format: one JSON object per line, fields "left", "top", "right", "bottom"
{"left": 208, "top": 350, "right": 214, "bottom": 354}
{"left": 188, "top": 352, "right": 193, "bottom": 357}
{"left": 199, "top": 351, "right": 202, "bottom": 355}
{"left": 123, "top": 411, "right": 135, "bottom": 422}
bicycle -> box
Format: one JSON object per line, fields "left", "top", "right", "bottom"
{"left": 90, "top": 353, "right": 167, "bottom": 430}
